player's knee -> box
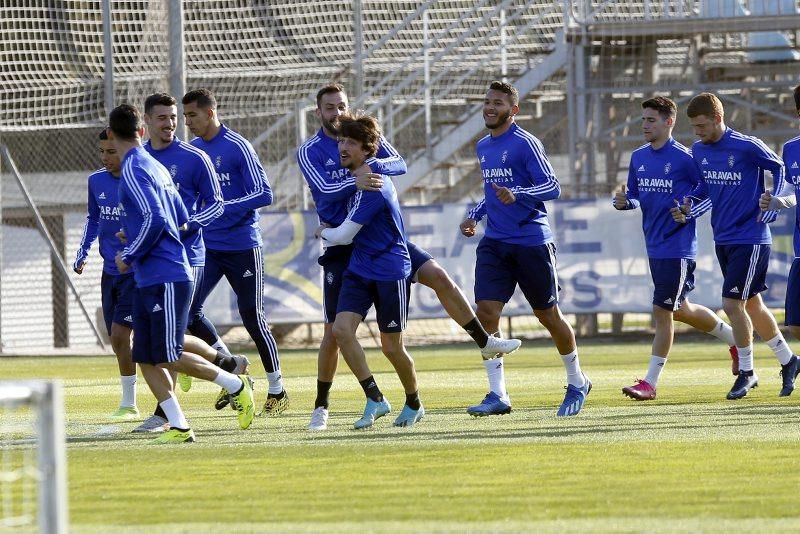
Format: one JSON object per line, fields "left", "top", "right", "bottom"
{"left": 331, "top": 321, "right": 355, "bottom": 344}
{"left": 722, "top": 298, "right": 745, "bottom": 317}
{"left": 422, "top": 264, "right": 454, "bottom": 292}
{"left": 533, "top": 306, "right": 558, "bottom": 327}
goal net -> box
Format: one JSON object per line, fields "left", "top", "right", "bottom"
{"left": 0, "top": 381, "right": 68, "bottom": 532}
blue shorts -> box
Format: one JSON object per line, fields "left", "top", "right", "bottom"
{"left": 786, "top": 258, "right": 800, "bottom": 327}
{"left": 100, "top": 271, "right": 135, "bottom": 335}
{"left": 474, "top": 237, "right": 560, "bottom": 310}
{"left": 408, "top": 241, "right": 434, "bottom": 282}
{"left": 132, "top": 281, "right": 193, "bottom": 365}
{"left": 715, "top": 244, "right": 770, "bottom": 300}
{"left": 649, "top": 258, "right": 696, "bottom": 311}
{"left": 319, "top": 244, "right": 353, "bottom": 324}
{"left": 337, "top": 270, "right": 411, "bottom": 333}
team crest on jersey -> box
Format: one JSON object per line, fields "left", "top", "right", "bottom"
{"left": 664, "top": 162, "right": 671, "bottom": 175}
{"left": 215, "top": 155, "right": 223, "bottom": 169}
{"left": 501, "top": 150, "right": 508, "bottom": 163}
{"left": 326, "top": 272, "right": 334, "bottom": 285}
{"left": 169, "top": 164, "right": 178, "bottom": 178}
{"left": 728, "top": 154, "right": 735, "bottom": 168}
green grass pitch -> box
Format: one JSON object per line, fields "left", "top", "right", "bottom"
{"left": 3, "top": 337, "right": 800, "bottom": 532}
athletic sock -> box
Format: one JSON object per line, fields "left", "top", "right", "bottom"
{"left": 315, "top": 380, "right": 333, "bottom": 409}
{"left": 213, "top": 353, "right": 237, "bottom": 372}
{"left": 120, "top": 374, "right": 137, "bottom": 408}
{"left": 707, "top": 320, "right": 736, "bottom": 346}
{"left": 560, "top": 350, "right": 586, "bottom": 388}
{"left": 267, "top": 370, "right": 284, "bottom": 395}
{"left": 737, "top": 345, "right": 754, "bottom": 372}
{"left": 212, "top": 369, "right": 242, "bottom": 393}
{"left": 211, "top": 339, "right": 231, "bottom": 357}
{"left": 484, "top": 357, "right": 508, "bottom": 400}
{"left": 359, "top": 376, "right": 383, "bottom": 402}
{"left": 159, "top": 395, "right": 189, "bottom": 430}
{"left": 405, "top": 391, "right": 421, "bottom": 410}
{"left": 766, "top": 333, "right": 794, "bottom": 365}
{"left": 462, "top": 318, "right": 489, "bottom": 348}
{"left": 644, "top": 355, "right": 667, "bottom": 387}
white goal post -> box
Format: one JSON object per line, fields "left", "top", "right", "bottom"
{"left": 0, "top": 380, "right": 68, "bottom": 533}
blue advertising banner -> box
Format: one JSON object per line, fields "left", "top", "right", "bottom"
{"left": 202, "top": 200, "right": 796, "bottom": 325}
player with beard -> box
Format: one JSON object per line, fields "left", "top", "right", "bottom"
{"left": 460, "top": 81, "right": 590, "bottom": 417}
{"left": 297, "top": 84, "right": 520, "bottom": 431}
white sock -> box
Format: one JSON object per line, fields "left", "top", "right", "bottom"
{"left": 212, "top": 369, "right": 243, "bottom": 393}
{"left": 560, "top": 350, "right": 586, "bottom": 388}
{"left": 644, "top": 356, "right": 667, "bottom": 387}
{"left": 707, "top": 320, "right": 735, "bottom": 346}
{"left": 267, "top": 370, "right": 284, "bottom": 395}
{"left": 737, "top": 345, "right": 754, "bottom": 372}
{"left": 483, "top": 357, "right": 508, "bottom": 400}
{"left": 212, "top": 339, "right": 231, "bottom": 356}
{"left": 159, "top": 395, "right": 189, "bottom": 430}
{"left": 119, "top": 374, "right": 137, "bottom": 408}
{"left": 766, "top": 333, "right": 794, "bottom": 365}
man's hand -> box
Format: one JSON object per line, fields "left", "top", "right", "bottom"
{"left": 670, "top": 198, "right": 690, "bottom": 224}
{"left": 115, "top": 229, "right": 127, "bottom": 245}
{"left": 759, "top": 190, "right": 773, "bottom": 211}
{"left": 492, "top": 182, "right": 515, "bottom": 204}
{"left": 613, "top": 185, "right": 628, "bottom": 210}
{"left": 114, "top": 251, "right": 130, "bottom": 274}
{"left": 355, "top": 172, "right": 384, "bottom": 192}
{"left": 73, "top": 261, "right": 85, "bottom": 275}
{"left": 460, "top": 218, "right": 477, "bottom": 237}
{"left": 314, "top": 222, "right": 331, "bottom": 239}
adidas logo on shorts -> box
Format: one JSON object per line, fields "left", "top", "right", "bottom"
{"left": 547, "top": 295, "right": 556, "bottom": 303}
{"left": 730, "top": 286, "right": 740, "bottom": 294}
{"left": 152, "top": 304, "right": 162, "bottom": 312}
{"left": 124, "top": 315, "right": 133, "bottom": 322}
{"left": 242, "top": 269, "right": 253, "bottom": 277}
{"left": 386, "top": 320, "right": 398, "bottom": 328}
{"left": 663, "top": 298, "right": 673, "bottom": 305}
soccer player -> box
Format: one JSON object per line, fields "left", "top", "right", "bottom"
{"left": 675, "top": 92, "right": 798, "bottom": 399}
{"left": 613, "top": 96, "right": 737, "bottom": 400}
{"left": 107, "top": 103, "right": 254, "bottom": 443}
{"left": 142, "top": 92, "right": 249, "bottom": 393}
{"left": 297, "top": 84, "right": 520, "bottom": 431}
{"left": 314, "top": 111, "right": 423, "bottom": 429}
{"left": 460, "top": 80, "right": 590, "bottom": 417}
{"left": 759, "top": 83, "right": 800, "bottom": 355}
{"left": 73, "top": 128, "right": 137, "bottom": 420}
{"left": 182, "top": 88, "right": 288, "bottom": 416}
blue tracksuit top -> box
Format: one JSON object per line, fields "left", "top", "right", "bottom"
{"left": 467, "top": 123, "right": 560, "bottom": 246}
{"left": 144, "top": 138, "right": 224, "bottom": 266}
{"left": 296, "top": 128, "right": 407, "bottom": 226}
{"left": 118, "top": 146, "right": 191, "bottom": 287}
{"left": 619, "top": 138, "right": 704, "bottom": 259}
{"left": 345, "top": 177, "right": 411, "bottom": 281}
{"left": 688, "top": 127, "right": 785, "bottom": 245}
{"left": 190, "top": 124, "right": 273, "bottom": 251}
{"left": 782, "top": 135, "right": 800, "bottom": 257}
{"left": 74, "top": 168, "right": 128, "bottom": 275}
